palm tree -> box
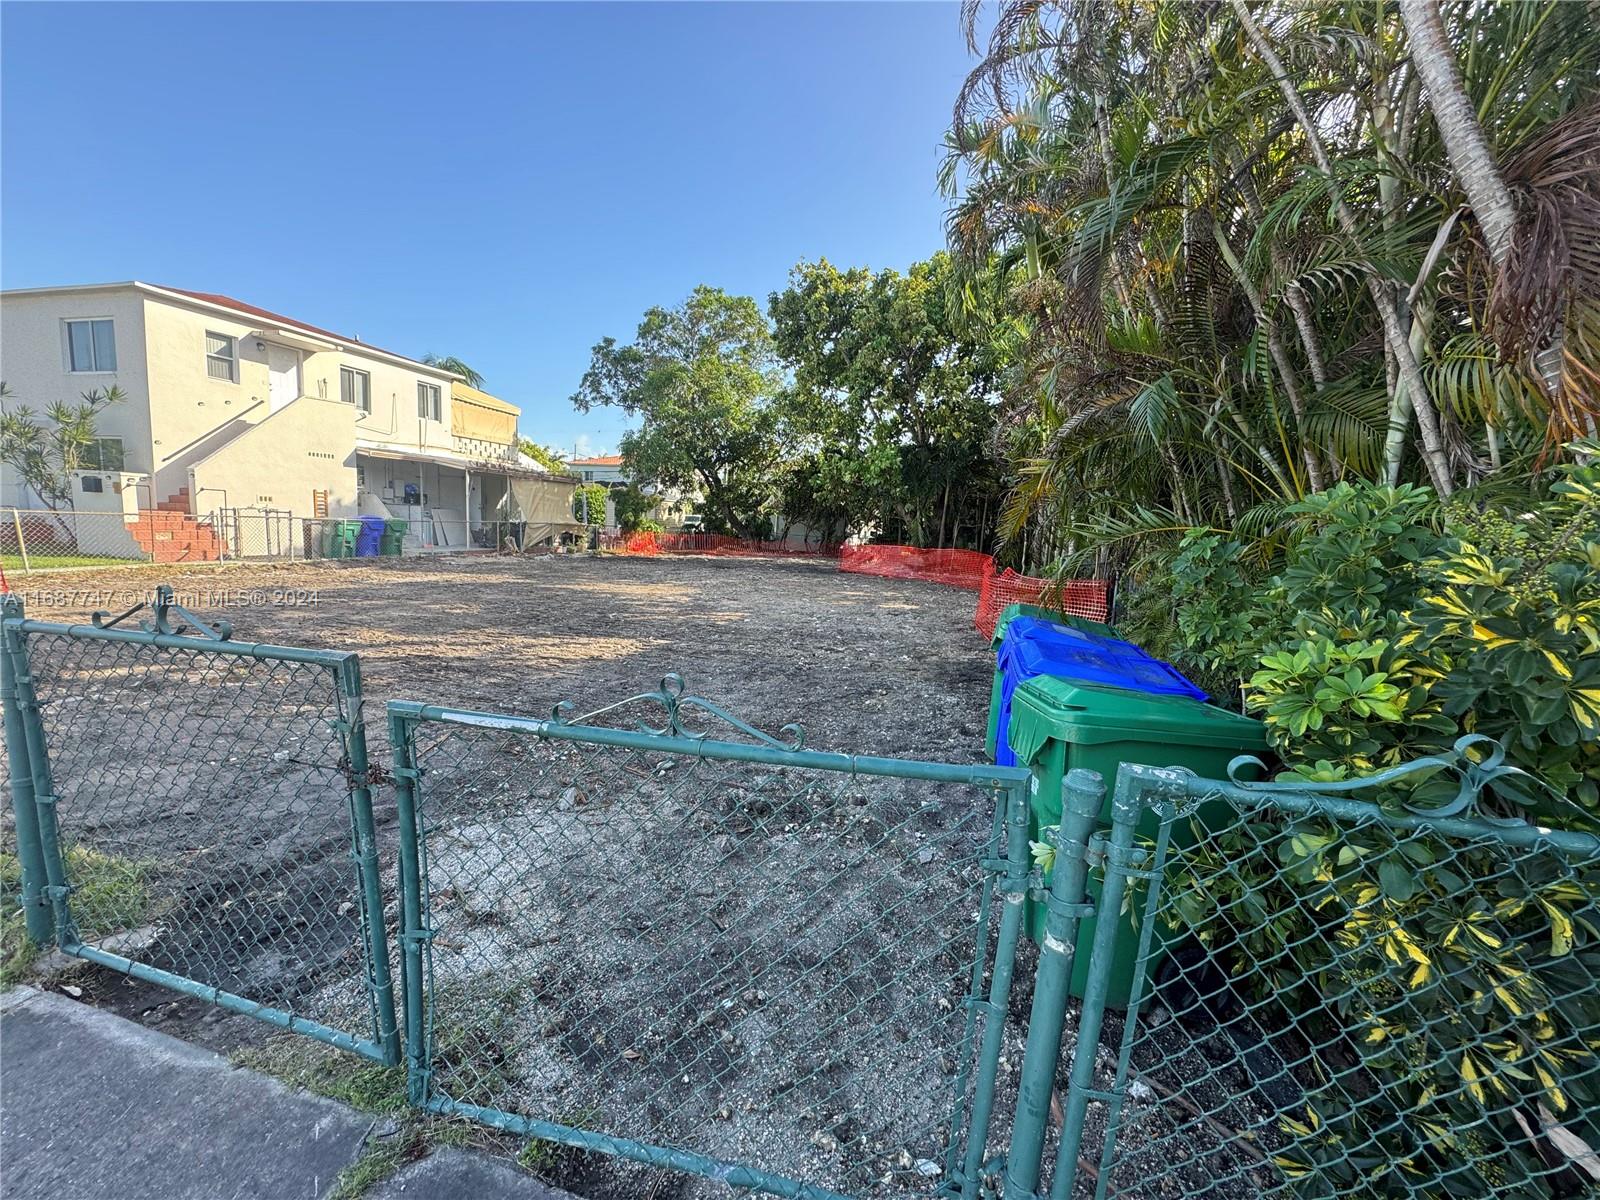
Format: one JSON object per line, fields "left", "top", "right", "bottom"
{"left": 945, "top": 0, "right": 1598, "bottom": 570}
{"left": 421, "top": 354, "right": 485, "bottom": 389}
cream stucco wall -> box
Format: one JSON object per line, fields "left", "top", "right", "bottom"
{"left": 4, "top": 283, "right": 507, "bottom": 521}
{"left": 141, "top": 292, "right": 459, "bottom": 502}
{"left": 141, "top": 298, "right": 281, "bottom": 500}
{"left": 189, "top": 395, "right": 360, "bottom": 517}
{"left": 0, "top": 287, "right": 154, "bottom": 507}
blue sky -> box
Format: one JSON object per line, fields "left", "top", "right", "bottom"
{"left": 1, "top": 2, "right": 979, "bottom": 456}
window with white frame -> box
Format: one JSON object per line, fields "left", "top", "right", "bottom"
{"left": 356, "top": 464, "right": 367, "bottom": 491}
{"left": 340, "top": 366, "right": 371, "bottom": 412}
{"left": 205, "top": 331, "right": 237, "bottom": 382}
{"left": 417, "top": 381, "right": 441, "bottom": 422}
{"left": 65, "top": 319, "right": 116, "bottom": 372}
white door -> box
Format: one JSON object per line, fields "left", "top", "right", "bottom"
{"left": 267, "top": 345, "right": 300, "bottom": 412}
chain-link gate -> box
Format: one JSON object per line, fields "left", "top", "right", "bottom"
{"left": 0, "top": 589, "right": 398, "bottom": 1062}
{"left": 387, "top": 676, "right": 1034, "bottom": 1199}
{"left": 1026, "top": 753, "right": 1600, "bottom": 1200}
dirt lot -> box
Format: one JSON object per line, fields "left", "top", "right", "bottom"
{"left": 7, "top": 552, "right": 993, "bottom": 763}
{"left": 4, "top": 552, "right": 1034, "bottom": 1197}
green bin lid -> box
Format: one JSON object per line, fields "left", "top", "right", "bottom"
{"left": 1007, "top": 674, "right": 1267, "bottom": 765}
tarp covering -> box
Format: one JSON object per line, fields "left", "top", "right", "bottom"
{"left": 450, "top": 382, "right": 519, "bottom": 445}
{"left": 507, "top": 476, "right": 581, "bottom": 527}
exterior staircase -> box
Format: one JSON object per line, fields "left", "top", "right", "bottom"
{"left": 127, "top": 488, "right": 224, "bottom": 563}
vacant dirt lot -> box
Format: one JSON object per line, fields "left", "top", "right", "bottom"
{"left": 4, "top": 552, "right": 1030, "bottom": 1197}
{"left": 8, "top": 552, "right": 994, "bottom": 764}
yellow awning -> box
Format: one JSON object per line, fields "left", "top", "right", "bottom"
{"left": 450, "top": 382, "right": 519, "bottom": 444}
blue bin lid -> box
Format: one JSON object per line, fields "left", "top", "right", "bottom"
{"left": 990, "top": 617, "right": 1206, "bottom": 767}
{"left": 999, "top": 617, "right": 1207, "bottom": 702}
{"left": 359, "top": 516, "right": 388, "bottom": 532}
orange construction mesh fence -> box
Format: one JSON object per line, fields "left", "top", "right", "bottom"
{"left": 836, "top": 544, "right": 996, "bottom": 590}
{"left": 601, "top": 535, "right": 1112, "bottom": 639}
{"left": 602, "top": 531, "right": 839, "bottom": 558}
{"left": 973, "top": 568, "right": 1111, "bottom": 639}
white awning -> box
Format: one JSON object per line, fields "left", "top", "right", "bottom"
{"left": 251, "top": 326, "right": 338, "bottom": 353}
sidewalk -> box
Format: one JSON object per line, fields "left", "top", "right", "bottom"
{"left": 0, "top": 987, "right": 577, "bottom": 1200}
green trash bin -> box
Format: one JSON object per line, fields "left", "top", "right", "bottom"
{"left": 380, "top": 519, "right": 407, "bottom": 557}
{"left": 324, "top": 519, "right": 363, "bottom": 559}
{"left": 985, "top": 602, "right": 1119, "bottom": 760}
{"left": 1006, "top": 675, "right": 1269, "bottom": 1006}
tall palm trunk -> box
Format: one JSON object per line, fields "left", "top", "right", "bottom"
{"left": 1213, "top": 222, "right": 1325, "bottom": 491}
{"left": 1397, "top": 0, "right": 1517, "bottom": 265}
{"left": 1398, "top": 0, "right": 1564, "bottom": 401}
{"left": 1230, "top": 0, "right": 1456, "bottom": 497}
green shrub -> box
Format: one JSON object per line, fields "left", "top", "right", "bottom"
{"left": 572, "top": 483, "right": 607, "bottom": 527}
{"left": 1133, "top": 454, "right": 1600, "bottom": 1196}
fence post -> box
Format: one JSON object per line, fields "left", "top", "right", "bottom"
{"left": 953, "top": 777, "right": 1034, "bottom": 1198}
{"left": 8, "top": 616, "right": 76, "bottom": 949}
{"left": 9, "top": 510, "right": 29, "bottom": 574}
{"left": 334, "top": 654, "right": 400, "bottom": 1067}
{"left": 1, "top": 596, "right": 52, "bottom": 945}
{"left": 1002, "top": 768, "right": 1104, "bottom": 1200}
{"left": 388, "top": 707, "right": 429, "bottom": 1107}
{"left": 1048, "top": 768, "right": 1146, "bottom": 1199}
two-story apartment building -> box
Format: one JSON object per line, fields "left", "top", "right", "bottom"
{"left": 0, "top": 282, "right": 579, "bottom": 556}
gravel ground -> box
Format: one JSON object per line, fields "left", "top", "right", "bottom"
{"left": 1, "top": 552, "right": 1258, "bottom": 1199}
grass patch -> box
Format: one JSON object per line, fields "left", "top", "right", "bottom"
{"left": 517, "top": 1109, "right": 599, "bottom": 1180}
{"left": 1, "top": 845, "right": 155, "bottom": 987}
{"left": 1, "top": 554, "right": 143, "bottom": 571}
{"left": 232, "top": 1035, "right": 409, "bottom": 1115}
{"left": 327, "top": 1120, "right": 432, "bottom": 1200}
{"left": 235, "top": 1031, "right": 572, "bottom": 1199}
{"left": 0, "top": 896, "right": 42, "bottom": 985}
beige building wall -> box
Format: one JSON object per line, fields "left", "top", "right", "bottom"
{"left": 189, "top": 396, "right": 360, "bottom": 517}
{"left": 141, "top": 298, "right": 281, "bottom": 501}
{"left": 140, "top": 292, "right": 458, "bottom": 503}
{"left": 4, "top": 283, "right": 509, "bottom": 526}
{"left": 0, "top": 287, "right": 155, "bottom": 507}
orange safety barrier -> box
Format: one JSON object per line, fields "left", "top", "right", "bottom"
{"left": 603, "top": 531, "right": 840, "bottom": 558}
{"left": 836, "top": 544, "right": 996, "bottom": 590}
{"left": 974, "top": 568, "right": 1111, "bottom": 639}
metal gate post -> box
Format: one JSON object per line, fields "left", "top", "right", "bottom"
{"left": 334, "top": 654, "right": 400, "bottom": 1066}
{"left": 1049, "top": 769, "right": 1146, "bottom": 1199}
{"left": 1003, "top": 768, "right": 1104, "bottom": 1200}
{"left": 955, "top": 776, "right": 1035, "bottom": 1198}
{"left": 388, "top": 707, "right": 430, "bottom": 1108}
{"left": 8, "top": 614, "right": 77, "bottom": 949}
{"left": 1, "top": 596, "right": 52, "bottom": 944}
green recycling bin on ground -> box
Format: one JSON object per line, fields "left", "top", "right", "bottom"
{"left": 1005, "top": 675, "right": 1268, "bottom": 1006}
{"left": 984, "top": 602, "right": 1119, "bottom": 761}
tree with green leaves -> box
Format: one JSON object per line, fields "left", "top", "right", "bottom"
{"left": 572, "top": 286, "right": 783, "bottom": 540}
{"left": 421, "top": 354, "right": 485, "bottom": 389}
{"left": 0, "top": 384, "right": 126, "bottom": 510}
{"left": 769, "top": 253, "right": 1008, "bottom": 548}
{"left": 572, "top": 482, "right": 607, "bottom": 527}
{"left": 945, "top": 0, "right": 1598, "bottom": 573}
{"left": 518, "top": 438, "right": 569, "bottom": 475}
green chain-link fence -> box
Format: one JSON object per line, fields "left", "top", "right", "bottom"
{"left": 389, "top": 680, "right": 1034, "bottom": 1199}
{"left": 6, "top": 583, "right": 1600, "bottom": 1200}
{"left": 0, "top": 589, "right": 398, "bottom": 1061}
{"left": 1024, "top": 757, "right": 1600, "bottom": 1200}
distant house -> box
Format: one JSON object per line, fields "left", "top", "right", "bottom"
{"left": 0, "top": 282, "right": 582, "bottom": 555}
{"left": 567, "top": 454, "right": 697, "bottom": 529}
{"left": 569, "top": 454, "right": 627, "bottom": 486}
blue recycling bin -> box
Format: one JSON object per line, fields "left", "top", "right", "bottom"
{"left": 355, "top": 516, "right": 386, "bottom": 558}
{"left": 991, "top": 616, "right": 1207, "bottom": 767}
